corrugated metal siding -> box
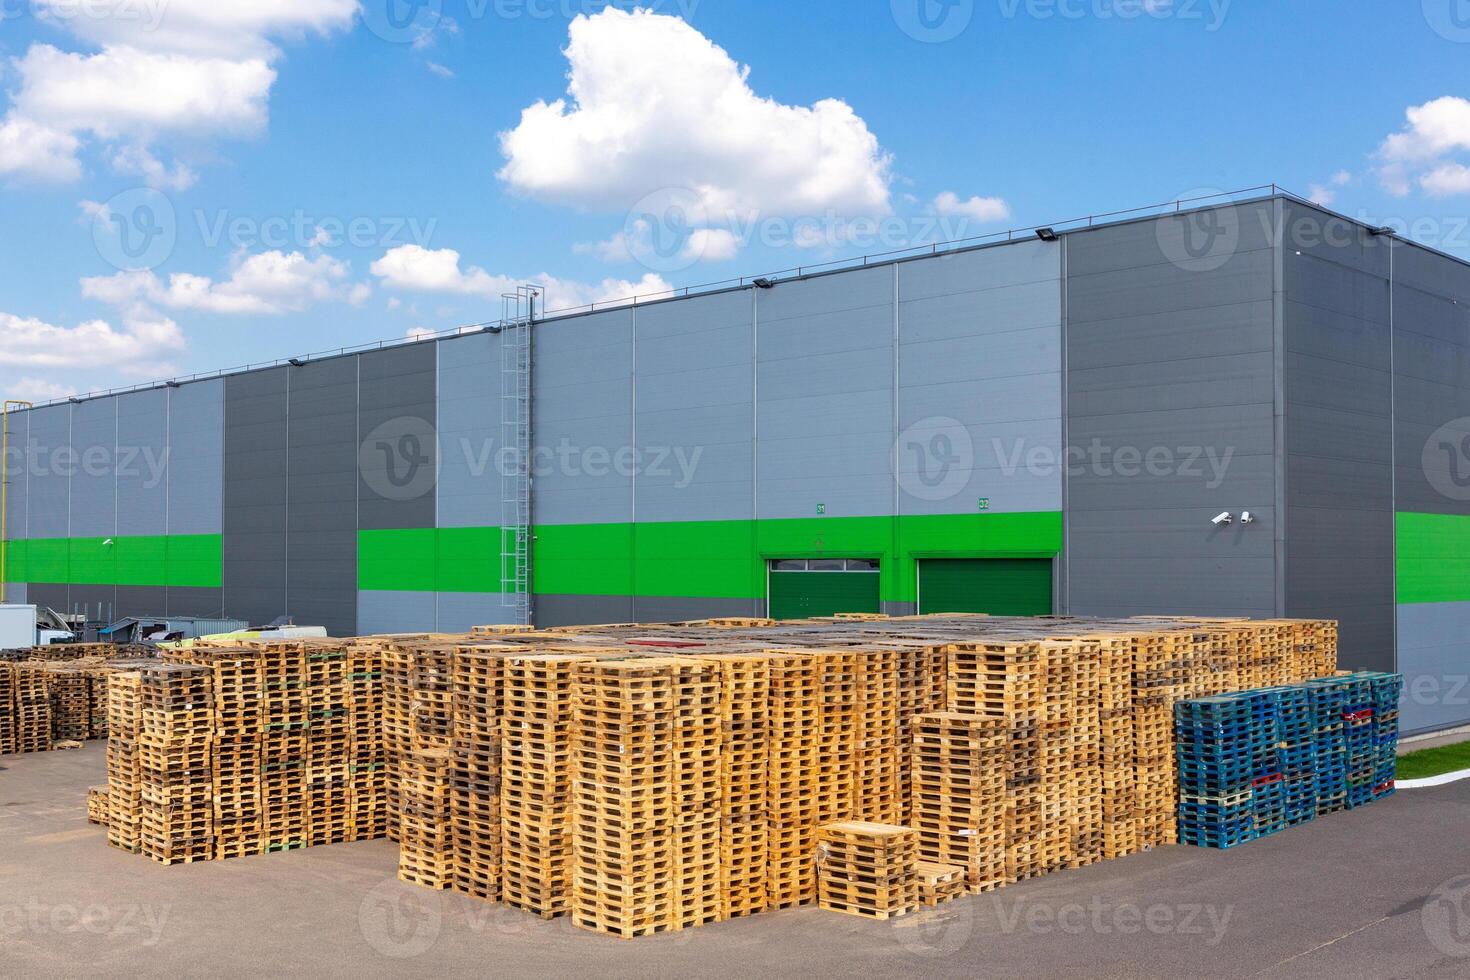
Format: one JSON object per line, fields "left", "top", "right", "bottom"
{"left": 534, "top": 307, "right": 634, "bottom": 525}
{"left": 437, "top": 332, "right": 503, "bottom": 530}
{"left": 635, "top": 291, "right": 754, "bottom": 523}
{"left": 358, "top": 344, "right": 437, "bottom": 532}
{"left": 167, "top": 379, "right": 224, "bottom": 536}
{"left": 27, "top": 405, "right": 70, "bottom": 539}
{"left": 1281, "top": 201, "right": 1394, "bottom": 672}
{"left": 756, "top": 266, "right": 895, "bottom": 520}
{"left": 4, "top": 409, "right": 27, "bottom": 547}
{"left": 116, "top": 389, "right": 169, "bottom": 537}
{"left": 1066, "top": 201, "right": 1279, "bottom": 617}
{"left": 286, "top": 358, "right": 358, "bottom": 636}
{"left": 223, "top": 368, "right": 289, "bottom": 628}
{"left": 897, "top": 241, "right": 1062, "bottom": 517}
{"left": 68, "top": 397, "right": 115, "bottom": 539}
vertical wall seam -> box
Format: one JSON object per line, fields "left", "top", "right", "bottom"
{"left": 892, "top": 262, "right": 902, "bottom": 613}
{"left": 1273, "top": 197, "right": 1288, "bottom": 618}
{"left": 630, "top": 305, "right": 637, "bottom": 623}
{"left": 1389, "top": 238, "right": 1398, "bottom": 673}
{"left": 752, "top": 286, "right": 761, "bottom": 615}
{"left": 1060, "top": 234, "right": 1070, "bottom": 616}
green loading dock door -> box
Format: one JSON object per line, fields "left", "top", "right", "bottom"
{"left": 918, "top": 558, "right": 1054, "bottom": 616}
{"left": 768, "top": 559, "right": 881, "bottom": 621}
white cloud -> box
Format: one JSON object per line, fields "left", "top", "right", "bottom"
{"left": 684, "top": 227, "right": 742, "bottom": 262}
{"left": 111, "top": 144, "right": 198, "bottom": 190}
{"left": 1378, "top": 97, "right": 1470, "bottom": 197}
{"left": 2, "top": 1, "right": 356, "bottom": 184}
{"left": 348, "top": 282, "right": 373, "bottom": 307}
{"left": 932, "top": 191, "right": 1010, "bottom": 223}
{"left": 31, "top": 0, "right": 358, "bottom": 59}
{"left": 0, "top": 309, "right": 185, "bottom": 374}
{"left": 1307, "top": 185, "right": 1336, "bottom": 206}
{"left": 1421, "top": 162, "right": 1470, "bottom": 198}
{"left": 81, "top": 250, "right": 353, "bottom": 315}
{"left": 427, "top": 61, "right": 455, "bottom": 79}
{"left": 370, "top": 244, "right": 673, "bottom": 313}
{"left": 6, "top": 376, "right": 77, "bottom": 403}
{"left": 498, "top": 8, "right": 891, "bottom": 218}
{"left": 0, "top": 116, "right": 82, "bottom": 181}
{"left": 1331, "top": 170, "right": 1352, "bottom": 186}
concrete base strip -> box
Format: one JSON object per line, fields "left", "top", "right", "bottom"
{"left": 1397, "top": 768, "right": 1470, "bottom": 789}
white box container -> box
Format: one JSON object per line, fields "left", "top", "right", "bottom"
{"left": 0, "top": 604, "right": 37, "bottom": 650}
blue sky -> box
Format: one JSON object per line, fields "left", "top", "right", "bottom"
{"left": 0, "top": 0, "right": 1468, "bottom": 402}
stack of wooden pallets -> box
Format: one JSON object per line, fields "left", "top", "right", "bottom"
{"left": 12, "top": 663, "right": 51, "bottom": 754}
{"left": 705, "top": 653, "right": 770, "bottom": 919}
{"left": 1094, "top": 636, "right": 1138, "bottom": 859}
{"left": 910, "top": 712, "right": 1006, "bottom": 893}
{"left": 1068, "top": 640, "right": 1103, "bottom": 869}
{"left": 380, "top": 642, "right": 412, "bottom": 840}
{"left": 816, "top": 822, "right": 918, "bottom": 920}
{"left": 348, "top": 641, "right": 388, "bottom": 841}
{"left": 765, "top": 651, "right": 821, "bottom": 909}
{"left": 500, "top": 654, "right": 590, "bottom": 918}
{"left": 0, "top": 661, "right": 14, "bottom": 754}
{"left": 105, "top": 670, "right": 143, "bottom": 852}
{"left": 854, "top": 648, "right": 902, "bottom": 824}
{"left": 450, "top": 646, "right": 511, "bottom": 902}
{"left": 260, "top": 642, "right": 309, "bottom": 852}
{"left": 200, "top": 648, "right": 264, "bottom": 859}
{"left": 87, "top": 785, "right": 110, "bottom": 825}
{"left": 137, "top": 664, "right": 214, "bottom": 865}
{"left": 915, "top": 860, "right": 967, "bottom": 907}
{"left": 671, "top": 659, "right": 724, "bottom": 931}
{"left": 816, "top": 651, "right": 859, "bottom": 828}
{"left": 570, "top": 659, "right": 677, "bottom": 939}
{"left": 306, "top": 644, "right": 352, "bottom": 847}
{"left": 398, "top": 747, "right": 453, "bottom": 888}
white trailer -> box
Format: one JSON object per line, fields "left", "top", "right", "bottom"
{"left": 0, "top": 604, "right": 38, "bottom": 649}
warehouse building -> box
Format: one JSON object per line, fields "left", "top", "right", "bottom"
{"left": 3, "top": 192, "right": 1468, "bottom": 732}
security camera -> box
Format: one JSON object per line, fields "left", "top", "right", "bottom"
{"left": 1240, "top": 512, "right": 1255, "bottom": 525}
{"left": 1211, "top": 512, "right": 1232, "bottom": 526}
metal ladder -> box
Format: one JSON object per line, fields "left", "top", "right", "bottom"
{"left": 499, "top": 286, "right": 538, "bottom": 625}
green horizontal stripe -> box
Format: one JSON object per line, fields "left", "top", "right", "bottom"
{"left": 535, "top": 512, "right": 1062, "bottom": 603}
{"left": 1397, "top": 512, "right": 1470, "bottom": 604}
{"left": 1, "top": 535, "right": 222, "bottom": 589}
{"left": 358, "top": 527, "right": 506, "bottom": 593}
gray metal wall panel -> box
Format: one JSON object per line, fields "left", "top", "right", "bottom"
{"left": 286, "top": 359, "right": 358, "bottom": 637}
{"left": 68, "top": 398, "right": 115, "bottom": 538}
{"left": 757, "top": 267, "right": 894, "bottom": 520}
{"left": 635, "top": 291, "right": 754, "bottom": 523}
{"left": 437, "top": 592, "right": 518, "bottom": 633}
{"left": 359, "top": 344, "right": 437, "bottom": 531}
{"left": 437, "top": 333, "right": 503, "bottom": 530}
{"left": 535, "top": 593, "right": 635, "bottom": 628}
{"left": 167, "top": 586, "right": 225, "bottom": 618}
{"left": 1066, "top": 206, "right": 1278, "bottom": 617}
{"left": 632, "top": 594, "right": 762, "bottom": 623}
{"left": 1280, "top": 201, "right": 1396, "bottom": 671}
{"left": 898, "top": 243, "right": 1062, "bottom": 516}
{"left": 534, "top": 308, "right": 633, "bottom": 525}
{"left": 4, "top": 410, "right": 27, "bottom": 545}
{"left": 116, "top": 389, "right": 168, "bottom": 537}
{"left": 1397, "top": 601, "right": 1470, "bottom": 734}
{"left": 116, "top": 585, "right": 167, "bottom": 617}
{"left": 27, "top": 405, "right": 70, "bottom": 539}
{"left": 27, "top": 583, "right": 67, "bottom": 613}
{"left": 6, "top": 583, "right": 24, "bottom": 605}
{"left": 67, "top": 584, "right": 116, "bottom": 622}
{"left": 223, "top": 368, "right": 288, "bottom": 628}
{"left": 1394, "top": 243, "right": 1470, "bottom": 516}
{"left": 167, "top": 379, "right": 224, "bottom": 535}
{"left": 358, "top": 590, "right": 436, "bottom": 635}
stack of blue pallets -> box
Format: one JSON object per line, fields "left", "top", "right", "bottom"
{"left": 1176, "top": 672, "right": 1403, "bottom": 849}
